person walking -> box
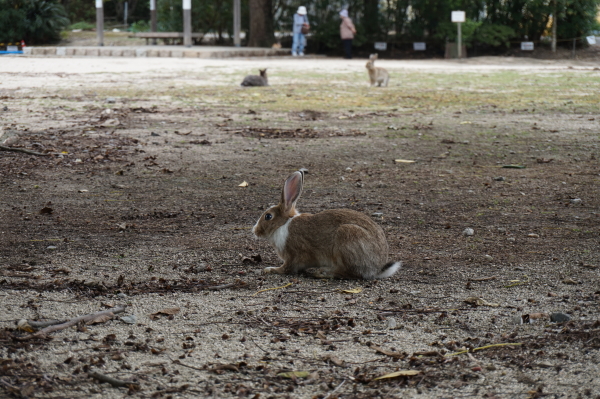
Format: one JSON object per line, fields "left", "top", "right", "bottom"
{"left": 339, "top": 9, "right": 356, "bottom": 59}
{"left": 292, "top": 6, "right": 309, "bottom": 56}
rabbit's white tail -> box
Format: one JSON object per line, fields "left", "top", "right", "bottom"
{"left": 376, "top": 261, "right": 401, "bottom": 279}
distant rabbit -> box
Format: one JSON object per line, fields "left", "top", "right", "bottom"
{"left": 252, "top": 170, "right": 401, "bottom": 279}
{"left": 365, "top": 54, "right": 389, "bottom": 87}
{"left": 241, "top": 69, "right": 269, "bottom": 87}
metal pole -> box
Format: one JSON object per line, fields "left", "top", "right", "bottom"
{"left": 572, "top": 38, "right": 576, "bottom": 58}
{"left": 124, "top": 1, "right": 128, "bottom": 29}
{"left": 233, "top": 0, "right": 241, "bottom": 47}
{"left": 183, "top": 0, "right": 192, "bottom": 47}
{"left": 457, "top": 22, "right": 462, "bottom": 58}
{"left": 551, "top": 0, "right": 557, "bottom": 52}
{"left": 96, "top": 0, "right": 104, "bottom": 46}
{"left": 150, "top": 0, "right": 157, "bottom": 45}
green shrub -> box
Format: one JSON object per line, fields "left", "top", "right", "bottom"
{"left": 69, "top": 21, "right": 94, "bottom": 30}
{"left": 0, "top": 0, "right": 69, "bottom": 44}
{"left": 475, "top": 24, "right": 516, "bottom": 48}
{"left": 433, "top": 20, "right": 482, "bottom": 48}
{"left": 130, "top": 20, "right": 150, "bottom": 33}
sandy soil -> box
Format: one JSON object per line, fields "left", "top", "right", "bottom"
{"left": 0, "top": 55, "right": 599, "bottom": 399}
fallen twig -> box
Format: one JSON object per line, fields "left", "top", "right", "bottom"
{"left": 19, "top": 306, "right": 126, "bottom": 339}
{"left": 468, "top": 276, "right": 497, "bottom": 282}
{"left": 323, "top": 380, "right": 346, "bottom": 399}
{"left": 370, "top": 344, "right": 405, "bottom": 359}
{"left": 505, "top": 275, "right": 530, "bottom": 288}
{"left": 0, "top": 145, "right": 47, "bottom": 156}
{"left": 207, "top": 283, "right": 236, "bottom": 290}
{"left": 88, "top": 370, "right": 140, "bottom": 389}
{"left": 252, "top": 282, "right": 292, "bottom": 296}
{"left": 171, "top": 359, "right": 204, "bottom": 371}
{"left": 28, "top": 319, "right": 65, "bottom": 329}
{"left": 445, "top": 342, "right": 522, "bottom": 357}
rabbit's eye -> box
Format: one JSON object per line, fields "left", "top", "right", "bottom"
{"left": 265, "top": 213, "right": 273, "bottom": 221}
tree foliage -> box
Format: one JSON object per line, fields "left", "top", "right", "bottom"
{"left": 11, "top": 0, "right": 597, "bottom": 52}
{"left": 0, "top": 0, "right": 69, "bottom": 43}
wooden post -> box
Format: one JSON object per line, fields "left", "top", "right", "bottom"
{"left": 233, "top": 0, "right": 241, "bottom": 47}
{"left": 150, "top": 0, "right": 157, "bottom": 45}
{"left": 96, "top": 0, "right": 104, "bottom": 46}
{"left": 183, "top": 0, "right": 192, "bottom": 47}
{"left": 457, "top": 22, "right": 462, "bottom": 58}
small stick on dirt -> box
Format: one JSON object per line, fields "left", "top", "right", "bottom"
{"left": 324, "top": 380, "right": 346, "bottom": 399}
{"left": 88, "top": 370, "right": 140, "bottom": 389}
{"left": 20, "top": 306, "right": 126, "bottom": 339}
{"left": 252, "top": 282, "right": 292, "bottom": 296}
{"left": 445, "top": 342, "right": 521, "bottom": 357}
{"left": 468, "top": 276, "right": 497, "bottom": 282}
{"left": 370, "top": 344, "right": 405, "bottom": 359}
{"left": 28, "top": 319, "right": 66, "bottom": 329}
{"left": 171, "top": 359, "right": 204, "bottom": 371}
{"left": 207, "top": 283, "right": 236, "bottom": 290}
{"left": 0, "top": 145, "right": 47, "bottom": 156}
{"left": 247, "top": 335, "right": 269, "bottom": 353}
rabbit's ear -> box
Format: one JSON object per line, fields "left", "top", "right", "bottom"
{"left": 281, "top": 171, "right": 303, "bottom": 213}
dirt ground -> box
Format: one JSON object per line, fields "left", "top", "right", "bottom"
{"left": 1, "top": 55, "right": 599, "bottom": 399}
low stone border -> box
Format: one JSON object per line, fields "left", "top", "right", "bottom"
{"left": 23, "top": 46, "right": 290, "bottom": 58}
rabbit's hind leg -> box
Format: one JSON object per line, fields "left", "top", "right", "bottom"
{"left": 332, "top": 225, "right": 383, "bottom": 279}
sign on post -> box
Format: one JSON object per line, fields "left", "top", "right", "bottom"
{"left": 374, "top": 42, "right": 387, "bottom": 51}
{"left": 451, "top": 11, "right": 465, "bottom": 23}
{"left": 96, "top": 0, "right": 104, "bottom": 46}
{"left": 521, "top": 42, "right": 534, "bottom": 51}
{"left": 183, "top": 0, "right": 192, "bottom": 47}
{"left": 451, "top": 11, "right": 465, "bottom": 59}
{"left": 586, "top": 36, "right": 596, "bottom": 45}
{"left": 413, "top": 42, "right": 426, "bottom": 51}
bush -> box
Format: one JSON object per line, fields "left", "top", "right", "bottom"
{"left": 475, "top": 24, "right": 516, "bottom": 48}
{"left": 433, "top": 20, "right": 482, "bottom": 48}
{"left": 0, "top": 0, "right": 69, "bottom": 44}
{"left": 130, "top": 20, "right": 150, "bottom": 32}
{"left": 69, "top": 21, "right": 94, "bottom": 30}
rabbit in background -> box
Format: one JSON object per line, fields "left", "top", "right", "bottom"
{"left": 366, "top": 54, "right": 389, "bottom": 87}
{"left": 252, "top": 170, "right": 401, "bottom": 280}
{"left": 241, "top": 69, "right": 268, "bottom": 86}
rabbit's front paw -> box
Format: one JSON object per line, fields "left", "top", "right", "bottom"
{"left": 263, "top": 267, "right": 279, "bottom": 274}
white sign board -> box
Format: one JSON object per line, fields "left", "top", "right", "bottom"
{"left": 150, "top": 0, "right": 156, "bottom": 10}
{"left": 7, "top": 45, "right": 19, "bottom": 52}
{"left": 521, "top": 41, "right": 534, "bottom": 51}
{"left": 95, "top": 0, "right": 102, "bottom": 8}
{"left": 586, "top": 36, "right": 596, "bottom": 45}
{"left": 451, "top": 11, "right": 465, "bottom": 23}
{"left": 182, "top": 0, "right": 191, "bottom": 9}
{"left": 413, "top": 42, "right": 426, "bottom": 51}
{"left": 374, "top": 42, "right": 387, "bottom": 51}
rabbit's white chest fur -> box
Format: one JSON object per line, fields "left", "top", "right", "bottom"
{"left": 269, "top": 216, "right": 298, "bottom": 254}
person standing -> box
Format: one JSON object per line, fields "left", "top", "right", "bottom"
{"left": 339, "top": 9, "right": 356, "bottom": 59}
{"left": 292, "top": 6, "right": 309, "bottom": 56}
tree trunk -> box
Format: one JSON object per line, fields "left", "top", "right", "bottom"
{"left": 248, "top": 0, "right": 274, "bottom": 47}
{"left": 363, "top": 0, "right": 380, "bottom": 39}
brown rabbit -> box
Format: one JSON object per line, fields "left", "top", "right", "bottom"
{"left": 252, "top": 170, "right": 401, "bottom": 279}
{"left": 365, "top": 54, "right": 389, "bottom": 87}
{"left": 241, "top": 69, "right": 268, "bottom": 87}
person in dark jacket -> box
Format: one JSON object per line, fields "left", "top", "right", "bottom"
{"left": 339, "top": 9, "right": 356, "bottom": 59}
